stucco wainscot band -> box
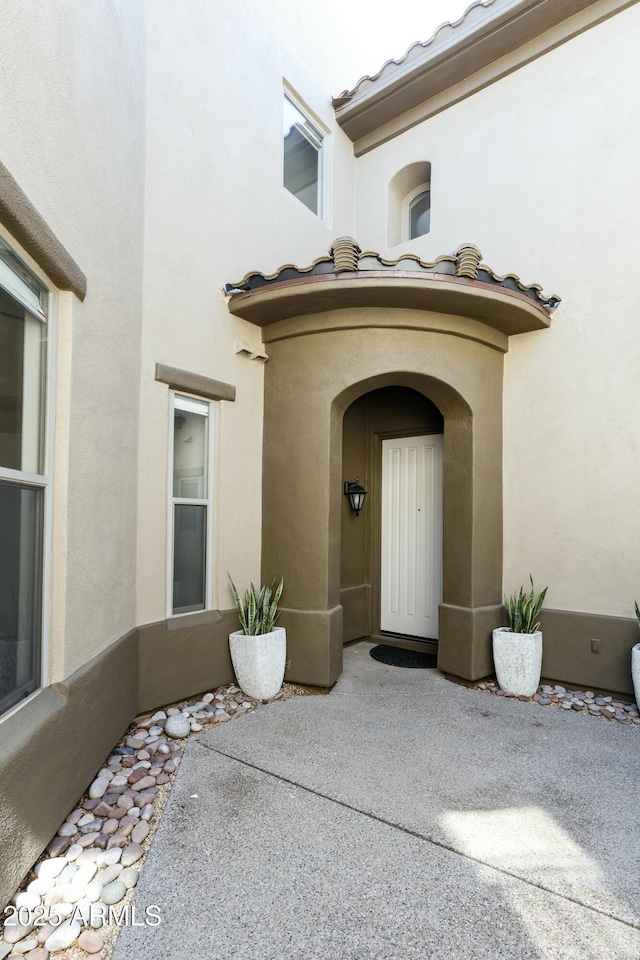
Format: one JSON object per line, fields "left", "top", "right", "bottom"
{"left": 0, "top": 610, "right": 237, "bottom": 910}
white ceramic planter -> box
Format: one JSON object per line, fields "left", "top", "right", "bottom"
{"left": 229, "top": 626, "right": 286, "bottom": 701}
{"left": 492, "top": 627, "right": 543, "bottom": 697}
{"left": 631, "top": 643, "right": 640, "bottom": 708}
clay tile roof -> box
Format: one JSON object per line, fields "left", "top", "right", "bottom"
{"left": 332, "top": 0, "right": 495, "bottom": 107}
{"left": 225, "top": 238, "right": 560, "bottom": 312}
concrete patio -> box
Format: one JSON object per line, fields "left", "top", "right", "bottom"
{"left": 113, "top": 642, "right": 640, "bottom": 959}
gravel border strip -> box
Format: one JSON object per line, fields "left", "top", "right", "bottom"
{"left": 0, "top": 682, "right": 311, "bottom": 960}
{"left": 472, "top": 680, "right": 640, "bottom": 725}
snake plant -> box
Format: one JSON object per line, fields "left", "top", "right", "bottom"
{"left": 228, "top": 574, "right": 284, "bottom": 636}
{"left": 504, "top": 576, "right": 548, "bottom": 634}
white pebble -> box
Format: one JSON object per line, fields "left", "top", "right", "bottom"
{"left": 35, "top": 857, "right": 67, "bottom": 881}
{"left": 59, "top": 863, "right": 78, "bottom": 884}
{"left": 73, "top": 863, "right": 98, "bottom": 886}
{"left": 88, "top": 778, "right": 110, "bottom": 799}
{"left": 27, "top": 878, "right": 53, "bottom": 896}
{"left": 44, "top": 918, "right": 82, "bottom": 951}
{"left": 14, "top": 892, "right": 41, "bottom": 911}
{"left": 11, "top": 937, "right": 38, "bottom": 954}
{"left": 3, "top": 921, "right": 35, "bottom": 945}
{"left": 96, "top": 848, "right": 122, "bottom": 867}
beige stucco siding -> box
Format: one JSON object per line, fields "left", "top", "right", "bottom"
{"left": 353, "top": 3, "right": 640, "bottom": 618}
{"left": 135, "top": 0, "right": 360, "bottom": 624}
{"left": 0, "top": 1, "right": 148, "bottom": 681}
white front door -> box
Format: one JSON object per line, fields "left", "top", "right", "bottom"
{"left": 381, "top": 434, "right": 443, "bottom": 639}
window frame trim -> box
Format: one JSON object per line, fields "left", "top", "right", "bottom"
{"left": 0, "top": 229, "right": 54, "bottom": 718}
{"left": 282, "top": 89, "right": 326, "bottom": 221}
{"left": 166, "top": 390, "right": 215, "bottom": 619}
{"left": 404, "top": 182, "right": 432, "bottom": 242}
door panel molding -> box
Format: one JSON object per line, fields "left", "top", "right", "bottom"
{"left": 380, "top": 434, "right": 443, "bottom": 639}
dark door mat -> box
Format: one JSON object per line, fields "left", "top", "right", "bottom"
{"left": 370, "top": 644, "right": 438, "bottom": 669}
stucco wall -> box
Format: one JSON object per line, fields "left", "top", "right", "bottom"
{"left": 135, "top": 0, "right": 360, "bottom": 623}
{"left": 0, "top": 1, "right": 148, "bottom": 682}
{"left": 353, "top": 3, "right": 640, "bottom": 619}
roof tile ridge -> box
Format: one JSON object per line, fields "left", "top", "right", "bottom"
{"left": 333, "top": 0, "right": 495, "bottom": 105}
{"left": 480, "top": 263, "right": 561, "bottom": 305}
{"left": 359, "top": 250, "right": 457, "bottom": 269}
{"left": 227, "top": 255, "right": 332, "bottom": 291}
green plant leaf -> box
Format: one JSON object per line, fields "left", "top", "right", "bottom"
{"left": 227, "top": 574, "right": 284, "bottom": 636}
{"left": 504, "top": 576, "right": 547, "bottom": 634}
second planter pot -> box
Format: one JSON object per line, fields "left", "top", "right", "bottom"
{"left": 631, "top": 643, "right": 640, "bottom": 709}
{"left": 492, "top": 627, "right": 543, "bottom": 697}
{"left": 229, "top": 626, "right": 286, "bottom": 701}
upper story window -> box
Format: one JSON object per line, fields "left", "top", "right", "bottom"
{"left": 408, "top": 186, "right": 431, "bottom": 240}
{"left": 283, "top": 93, "right": 324, "bottom": 217}
{"left": 0, "top": 235, "right": 49, "bottom": 716}
{"left": 387, "top": 161, "right": 432, "bottom": 247}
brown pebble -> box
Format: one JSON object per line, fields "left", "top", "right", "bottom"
{"left": 131, "top": 821, "right": 150, "bottom": 844}
{"left": 24, "top": 949, "right": 49, "bottom": 960}
{"left": 78, "top": 832, "right": 100, "bottom": 847}
{"left": 46, "top": 835, "right": 71, "bottom": 858}
{"left": 136, "top": 788, "right": 158, "bottom": 805}
{"left": 78, "top": 930, "right": 104, "bottom": 954}
{"left": 92, "top": 801, "right": 114, "bottom": 818}
{"left": 37, "top": 923, "right": 56, "bottom": 944}
{"left": 130, "top": 776, "right": 156, "bottom": 792}
{"left": 107, "top": 835, "right": 128, "bottom": 848}
{"left": 127, "top": 767, "right": 150, "bottom": 784}
{"left": 116, "top": 821, "right": 134, "bottom": 837}
{"left": 121, "top": 843, "right": 145, "bottom": 867}
{"left": 121, "top": 756, "right": 136, "bottom": 768}
{"left": 155, "top": 773, "right": 170, "bottom": 785}
{"left": 102, "top": 819, "right": 119, "bottom": 835}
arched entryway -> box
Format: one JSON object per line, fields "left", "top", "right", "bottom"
{"left": 259, "top": 322, "right": 505, "bottom": 688}
{"left": 227, "top": 238, "right": 557, "bottom": 687}
{"left": 341, "top": 384, "right": 445, "bottom": 652}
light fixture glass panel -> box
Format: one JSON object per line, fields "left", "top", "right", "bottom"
{"left": 173, "top": 396, "right": 208, "bottom": 499}
{"left": 0, "top": 286, "right": 46, "bottom": 474}
{"left": 409, "top": 190, "right": 431, "bottom": 239}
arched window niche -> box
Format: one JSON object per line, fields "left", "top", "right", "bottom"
{"left": 387, "top": 161, "right": 431, "bottom": 247}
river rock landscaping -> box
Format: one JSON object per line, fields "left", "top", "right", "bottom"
{"left": 0, "top": 682, "right": 309, "bottom": 960}
{"left": 3, "top": 666, "right": 638, "bottom": 959}
{"left": 473, "top": 680, "right": 640, "bottom": 724}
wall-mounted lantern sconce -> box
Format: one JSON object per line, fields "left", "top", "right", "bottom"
{"left": 344, "top": 478, "right": 367, "bottom": 516}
